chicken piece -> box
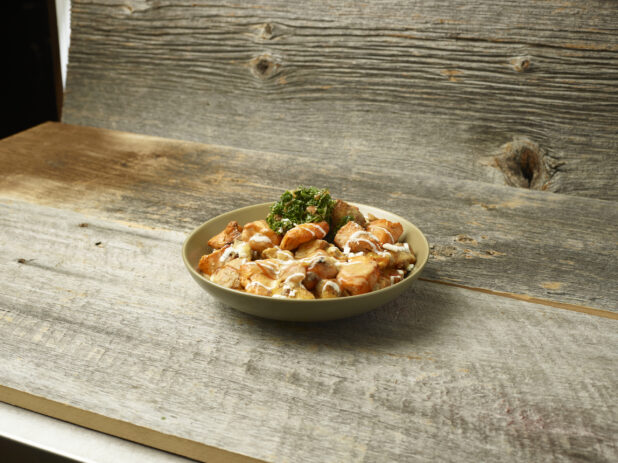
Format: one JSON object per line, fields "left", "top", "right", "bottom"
{"left": 331, "top": 199, "right": 366, "bottom": 228}
{"left": 241, "top": 220, "right": 281, "bottom": 252}
{"left": 336, "top": 257, "right": 379, "bottom": 295}
{"left": 315, "top": 279, "right": 342, "bottom": 299}
{"left": 295, "top": 239, "right": 330, "bottom": 259}
{"left": 261, "top": 247, "right": 295, "bottom": 261}
{"left": 198, "top": 245, "right": 235, "bottom": 276}
{"left": 367, "top": 219, "right": 403, "bottom": 245}
{"left": 307, "top": 255, "right": 338, "bottom": 280}
{"left": 280, "top": 222, "right": 329, "bottom": 251}
{"left": 301, "top": 254, "right": 338, "bottom": 290}
{"left": 375, "top": 268, "right": 405, "bottom": 290}
{"left": 334, "top": 221, "right": 381, "bottom": 254}
{"left": 382, "top": 242, "right": 416, "bottom": 269}
{"left": 245, "top": 273, "right": 276, "bottom": 296}
{"left": 211, "top": 265, "right": 241, "bottom": 289}
{"left": 208, "top": 221, "right": 242, "bottom": 249}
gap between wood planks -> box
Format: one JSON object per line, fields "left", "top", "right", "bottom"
{"left": 420, "top": 278, "right": 618, "bottom": 320}
{"left": 0, "top": 385, "right": 264, "bottom": 463}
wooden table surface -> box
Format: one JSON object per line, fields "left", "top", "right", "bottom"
{"left": 0, "top": 122, "right": 616, "bottom": 462}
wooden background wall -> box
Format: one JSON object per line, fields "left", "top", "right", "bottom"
{"left": 63, "top": 0, "right": 617, "bottom": 200}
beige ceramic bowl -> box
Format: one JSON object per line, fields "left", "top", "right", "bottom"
{"left": 182, "top": 202, "right": 429, "bottom": 321}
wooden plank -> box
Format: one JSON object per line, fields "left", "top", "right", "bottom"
{"left": 62, "top": 0, "right": 618, "bottom": 199}
{"left": 1, "top": 122, "right": 616, "bottom": 312}
{"left": 0, "top": 198, "right": 616, "bottom": 462}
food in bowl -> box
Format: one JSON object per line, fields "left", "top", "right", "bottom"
{"left": 197, "top": 187, "right": 416, "bottom": 299}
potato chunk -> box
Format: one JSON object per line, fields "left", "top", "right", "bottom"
{"left": 211, "top": 265, "right": 241, "bottom": 289}
{"left": 241, "top": 220, "right": 281, "bottom": 252}
{"left": 334, "top": 221, "right": 381, "bottom": 253}
{"left": 382, "top": 242, "right": 416, "bottom": 269}
{"left": 295, "top": 239, "right": 329, "bottom": 259}
{"left": 280, "top": 222, "right": 329, "bottom": 251}
{"left": 245, "top": 274, "right": 276, "bottom": 296}
{"left": 315, "top": 279, "right": 342, "bottom": 299}
{"left": 261, "top": 247, "right": 294, "bottom": 261}
{"left": 336, "top": 257, "right": 379, "bottom": 295}
{"left": 208, "top": 221, "right": 242, "bottom": 249}
{"left": 375, "top": 268, "right": 405, "bottom": 290}
{"left": 367, "top": 219, "right": 403, "bottom": 245}
{"left": 331, "top": 199, "right": 366, "bottom": 228}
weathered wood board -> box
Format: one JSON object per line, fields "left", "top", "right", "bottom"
{"left": 1, "top": 123, "right": 616, "bottom": 312}
{"left": 0, "top": 198, "right": 616, "bottom": 462}
{"left": 63, "top": 0, "right": 618, "bottom": 199}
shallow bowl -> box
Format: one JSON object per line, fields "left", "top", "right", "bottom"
{"left": 182, "top": 202, "right": 429, "bottom": 321}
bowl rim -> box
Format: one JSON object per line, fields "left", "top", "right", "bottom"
{"left": 182, "top": 201, "right": 429, "bottom": 303}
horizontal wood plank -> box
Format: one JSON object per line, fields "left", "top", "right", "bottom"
{"left": 0, "top": 199, "right": 616, "bottom": 462}
{"left": 1, "top": 122, "right": 616, "bottom": 311}
{"left": 63, "top": 0, "right": 618, "bottom": 199}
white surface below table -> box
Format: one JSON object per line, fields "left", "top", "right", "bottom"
{"left": 0, "top": 402, "right": 194, "bottom": 463}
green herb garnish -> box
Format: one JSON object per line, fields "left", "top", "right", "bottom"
{"left": 267, "top": 186, "right": 336, "bottom": 233}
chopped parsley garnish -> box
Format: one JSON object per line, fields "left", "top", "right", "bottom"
{"left": 267, "top": 186, "right": 336, "bottom": 233}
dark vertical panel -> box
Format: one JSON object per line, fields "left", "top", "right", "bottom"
{"left": 0, "top": 1, "right": 60, "bottom": 139}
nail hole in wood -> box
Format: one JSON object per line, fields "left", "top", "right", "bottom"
{"left": 17, "top": 258, "right": 26, "bottom": 264}
{"left": 250, "top": 54, "right": 279, "bottom": 79}
{"left": 511, "top": 56, "right": 532, "bottom": 72}
{"left": 79, "top": 223, "right": 89, "bottom": 227}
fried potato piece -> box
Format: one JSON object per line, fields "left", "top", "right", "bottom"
{"left": 241, "top": 220, "right": 281, "bottom": 252}
{"left": 367, "top": 219, "right": 403, "bottom": 245}
{"left": 315, "top": 279, "right": 342, "bottom": 299}
{"left": 331, "top": 199, "right": 366, "bottom": 228}
{"left": 280, "top": 222, "right": 329, "bottom": 251}
{"left": 261, "top": 247, "right": 295, "bottom": 261}
{"left": 326, "top": 245, "right": 347, "bottom": 261}
{"left": 334, "top": 221, "right": 381, "bottom": 253}
{"left": 336, "top": 257, "right": 379, "bottom": 295}
{"left": 383, "top": 242, "right": 416, "bottom": 269}
{"left": 272, "top": 283, "right": 315, "bottom": 299}
{"left": 245, "top": 274, "right": 276, "bottom": 296}
{"left": 375, "top": 268, "right": 405, "bottom": 290}
{"left": 255, "top": 259, "right": 280, "bottom": 279}
{"left": 295, "top": 239, "right": 330, "bottom": 259}
{"left": 198, "top": 245, "right": 234, "bottom": 276}
{"left": 211, "top": 265, "right": 241, "bottom": 289}
{"left": 240, "top": 261, "right": 269, "bottom": 287}
{"left": 208, "top": 221, "right": 242, "bottom": 249}
{"left": 278, "top": 262, "right": 307, "bottom": 283}
{"left": 362, "top": 251, "right": 392, "bottom": 269}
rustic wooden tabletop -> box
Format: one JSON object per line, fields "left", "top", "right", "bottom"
{"left": 0, "top": 122, "right": 616, "bottom": 462}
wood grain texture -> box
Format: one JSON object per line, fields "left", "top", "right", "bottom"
{"left": 0, "top": 199, "right": 616, "bottom": 463}
{"left": 1, "top": 123, "right": 616, "bottom": 311}
{"left": 62, "top": 0, "right": 618, "bottom": 199}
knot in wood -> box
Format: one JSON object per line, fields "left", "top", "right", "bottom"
{"left": 260, "top": 23, "right": 274, "bottom": 40}
{"left": 495, "top": 138, "right": 551, "bottom": 190}
{"left": 250, "top": 54, "right": 279, "bottom": 80}
{"left": 510, "top": 56, "right": 532, "bottom": 72}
